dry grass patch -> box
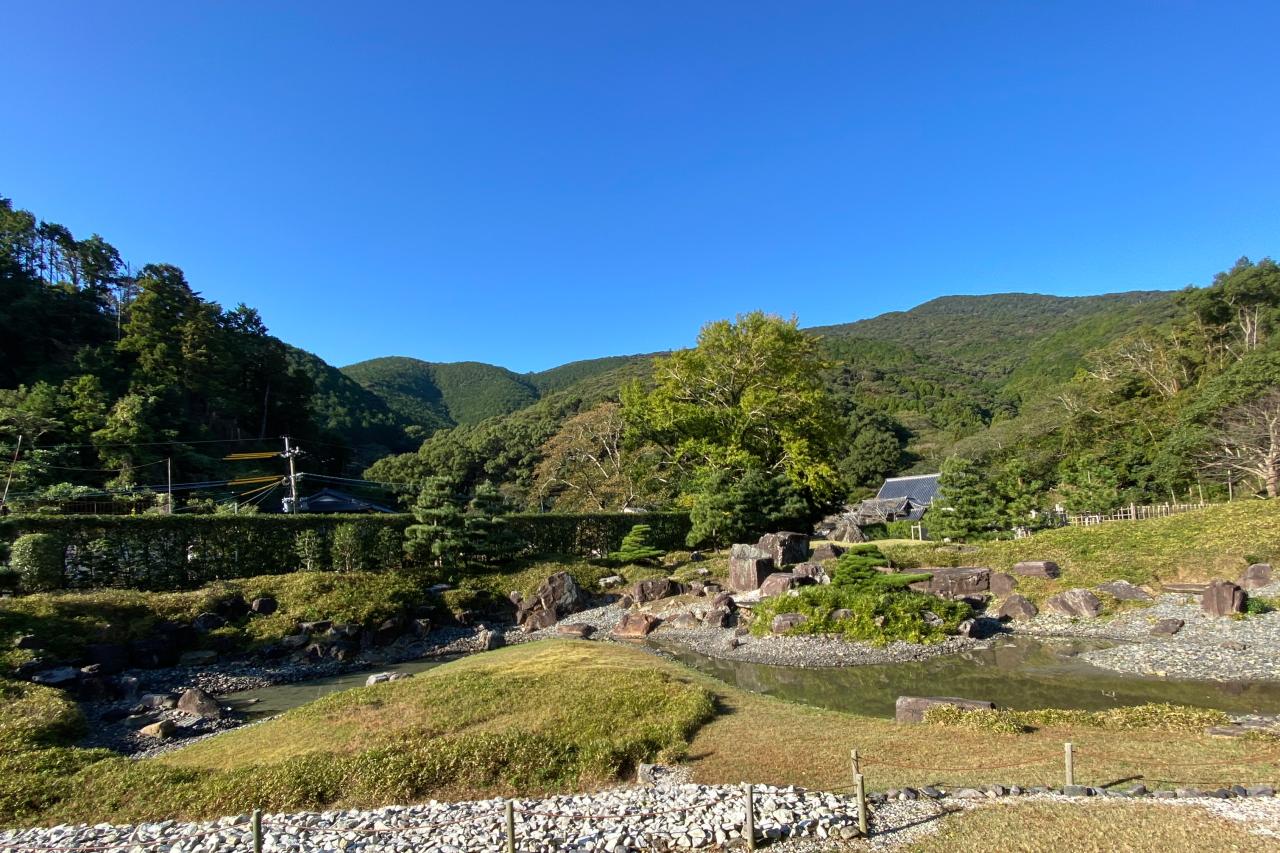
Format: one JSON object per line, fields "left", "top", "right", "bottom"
{"left": 911, "top": 799, "right": 1280, "bottom": 852}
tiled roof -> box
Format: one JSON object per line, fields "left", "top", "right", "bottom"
{"left": 875, "top": 473, "right": 941, "bottom": 506}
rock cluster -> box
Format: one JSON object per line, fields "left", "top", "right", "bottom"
{"left": 515, "top": 572, "right": 592, "bottom": 631}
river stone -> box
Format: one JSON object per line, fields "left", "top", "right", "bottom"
{"left": 250, "top": 596, "right": 278, "bottom": 615}
{"left": 139, "top": 720, "right": 176, "bottom": 739}
{"left": 477, "top": 627, "right": 504, "bottom": 650}
{"left": 895, "top": 696, "right": 996, "bottom": 724}
{"left": 1150, "top": 617, "right": 1184, "bottom": 637}
{"left": 1045, "top": 588, "right": 1102, "bottom": 618}
{"left": 1202, "top": 580, "right": 1246, "bottom": 616}
{"left": 139, "top": 692, "right": 177, "bottom": 710}
{"left": 1096, "top": 580, "right": 1153, "bottom": 601}
{"left": 831, "top": 608, "right": 854, "bottom": 621}
{"left": 770, "top": 613, "right": 808, "bottom": 634}
{"left": 365, "top": 671, "right": 411, "bottom": 687}
{"left": 613, "top": 612, "right": 661, "bottom": 638}
{"left": 631, "top": 577, "right": 683, "bottom": 603}
{"left": 15, "top": 634, "right": 43, "bottom": 650}
{"left": 214, "top": 594, "right": 251, "bottom": 621}
{"left": 666, "top": 612, "right": 702, "bottom": 630}
{"left": 598, "top": 575, "right": 625, "bottom": 589}
{"left": 176, "top": 687, "right": 222, "bottom": 719}
{"left": 998, "top": 593, "right": 1038, "bottom": 621}
{"left": 1013, "top": 560, "right": 1061, "bottom": 579}
{"left": 990, "top": 572, "right": 1018, "bottom": 596}
{"left": 280, "top": 633, "right": 309, "bottom": 650}
{"left": 711, "top": 592, "right": 737, "bottom": 611}
{"left": 1241, "top": 563, "right": 1273, "bottom": 590}
{"left": 757, "top": 532, "right": 810, "bottom": 567}
{"left": 556, "top": 622, "right": 595, "bottom": 639}
{"left": 703, "top": 607, "right": 732, "bottom": 628}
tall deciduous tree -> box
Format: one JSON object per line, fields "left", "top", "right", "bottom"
{"left": 532, "top": 402, "right": 666, "bottom": 511}
{"left": 1200, "top": 389, "right": 1280, "bottom": 498}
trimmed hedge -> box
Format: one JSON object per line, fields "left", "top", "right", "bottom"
{"left": 0, "top": 512, "right": 691, "bottom": 592}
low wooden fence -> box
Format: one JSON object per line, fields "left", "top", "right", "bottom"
{"left": 1061, "top": 502, "right": 1210, "bottom": 527}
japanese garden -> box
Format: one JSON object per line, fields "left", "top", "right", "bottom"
{"left": 4, "top": 4, "right": 1280, "bottom": 851}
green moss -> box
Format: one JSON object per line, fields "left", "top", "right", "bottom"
{"left": 923, "top": 702, "right": 1232, "bottom": 734}
{"left": 752, "top": 586, "right": 969, "bottom": 645}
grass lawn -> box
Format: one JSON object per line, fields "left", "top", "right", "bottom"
{"left": 879, "top": 500, "right": 1280, "bottom": 600}
{"left": 908, "top": 799, "right": 1279, "bottom": 853}
{"left": 6, "top": 640, "right": 1277, "bottom": 829}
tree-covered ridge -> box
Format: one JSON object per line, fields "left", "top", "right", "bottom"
{"left": 0, "top": 195, "right": 417, "bottom": 506}
{"left": 526, "top": 354, "right": 657, "bottom": 396}
{"left": 341, "top": 357, "right": 540, "bottom": 432}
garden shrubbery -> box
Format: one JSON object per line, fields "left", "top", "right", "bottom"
{"left": 922, "top": 702, "right": 1232, "bottom": 734}
{"left": 9, "top": 534, "right": 64, "bottom": 592}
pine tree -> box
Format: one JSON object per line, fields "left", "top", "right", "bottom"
{"left": 930, "top": 456, "right": 999, "bottom": 541}
{"left": 405, "top": 476, "right": 467, "bottom": 568}
{"left": 465, "top": 481, "right": 517, "bottom": 564}
{"left": 608, "top": 524, "right": 666, "bottom": 564}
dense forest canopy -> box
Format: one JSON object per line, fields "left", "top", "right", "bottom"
{"left": 3, "top": 192, "right": 1276, "bottom": 533}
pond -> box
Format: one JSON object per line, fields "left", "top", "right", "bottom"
{"left": 654, "top": 636, "right": 1280, "bottom": 718}
{"left": 222, "top": 658, "right": 447, "bottom": 721}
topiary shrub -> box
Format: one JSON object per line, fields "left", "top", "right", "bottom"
{"left": 330, "top": 524, "right": 364, "bottom": 573}
{"left": 831, "top": 547, "right": 930, "bottom": 591}
{"left": 608, "top": 524, "right": 666, "bottom": 564}
{"left": 293, "top": 529, "right": 327, "bottom": 572}
{"left": 10, "top": 534, "right": 65, "bottom": 593}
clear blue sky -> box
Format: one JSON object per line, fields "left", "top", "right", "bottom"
{"left": 4, "top": 2, "right": 1278, "bottom": 372}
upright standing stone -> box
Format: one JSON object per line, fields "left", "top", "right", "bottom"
{"left": 1202, "top": 580, "right": 1246, "bottom": 616}
{"left": 757, "top": 532, "right": 810, "bottom": 567}
{"left": 729, "top": 543, "right": 776, "bottom": 592}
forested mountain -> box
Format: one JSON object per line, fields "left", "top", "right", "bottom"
{"left": 5, "top": 191, "right": 1273, "bottom": 522}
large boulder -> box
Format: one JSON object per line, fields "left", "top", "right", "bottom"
{"left": 1202, "top": 580, "right": 1246, "bottom": 617}
{"left": 517, "top": 571, "right": 592, "bottom": 628}
{"left": 909, "top": 567, "right": 991, "bottom": 598}
{"left": 757, "top": 532, "right": 810, "bottom": 567}
{"left": 31, "top": 667, "right": 80, "bottom": 688}
{"left": 251, "top": 596, "right": 278, "bottom": 616}
{"left": 729, "top": 544, "right": 776, "bottom": 592}
{"left": 1045, "top": 589, "right": 1103, "bottom": 618}
{"left": 989, "top": 572, "right": 1018, "bottom": 597}
{"left": 997, "top": 594, "right": 1038, "bottom": 621}
{"left": 793, "top": 562, "right": 828, "bottom": 583}
{"left": 1150, "top": 617, "right": 1184, "bottom": 637}
{"left": 612, "top": 612, "right": 661, "bottom": 639}
{"left": 1241, "top": 563, "right": 1273, "bottom": 591}
{"left": 176, "top": 687, "right": 223, "bottom": 719}
{"left": 666, "top": 612, "right": 702, "bottom": 630}
{"left": 1012, "top": 560, "right": 1061, "bottom": 579}
{"left": 770, "top": 613, "right": 808, "bottom": 634}
{"left": 895, "top": 696, "right": 996, "bottom": 724}
{"left": 631, "top": 577, "right": 683, "bottom": 604}
{"left": 139, "top": 720, "right": 177, "bottom": 739}
{"left": 192, "top": 612, "right": 227, "bottom": 633}
{"left": 703, "top": 607, "right": 733, "bottom": 629}
{"left": 809, "top": 543, "right": 845, "bottom": 562}
{"left": 1095, "top": 580, "right": 1153, "bottom": 602}
{"left": 556, "top": 623, "right": 595, "bottom": 639}
{"left": 759, "top": 572, "right": 809, "bottom": 598}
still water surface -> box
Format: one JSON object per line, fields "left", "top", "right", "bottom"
{"left": 655, "top": 636, "right": 1280, "bottom": 718}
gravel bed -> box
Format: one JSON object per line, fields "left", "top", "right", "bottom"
{"left": 652, "top": 624, "right": 975, "bottom": 668}
{"left": 0, "top": 784, "right": 891, "bottom": 852}
{"left": 1011, "top": 592, "right": 1280, "bottom": 681}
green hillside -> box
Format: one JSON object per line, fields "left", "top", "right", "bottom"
{"left": 811, "top": 291, "right": 1178, "bottom": 388}
{"left": 527, "top": 354, "right": 656, "bottom": 395}
{"left": 340, "top": 357, "right": 540, "bottom": 431}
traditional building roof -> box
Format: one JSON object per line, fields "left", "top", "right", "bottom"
{"left": 875, "top": 473, "right": 941, "bottom": 507}
{"left": 296, "top": 487, "right": 396, "bottom": 514}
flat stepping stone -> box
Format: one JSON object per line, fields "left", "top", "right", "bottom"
{"left": 1161, "top": 582, "right": 1207, "bottom": 594}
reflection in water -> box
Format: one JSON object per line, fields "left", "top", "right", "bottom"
{"left": 223, "top": 658, "right": 446, "bottom": 721}
{"left": 656, "top": 637, "right": 1280, "bottom": 718}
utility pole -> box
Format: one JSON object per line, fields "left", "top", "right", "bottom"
{"left": 282, "top": 436, "right": 300, "bottom": 513}
{"left": 1, "top": 435, "right": 21, "bottom": 511}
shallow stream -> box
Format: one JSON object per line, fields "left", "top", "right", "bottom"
{"left": 654, "top": 636, "right": 1280, "bottom": 718}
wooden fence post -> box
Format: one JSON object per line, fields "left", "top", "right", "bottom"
{"left": 743, "top": 782, "right": 756, "bottom": 851}
{"left": 850, "top": 748, "right": 860, "bottom": 777}
{"left": 854, "top": 773, "right": 868, "bottom": 837}
{"left": 1064, "top": 742, "right": 1075, "bottom": 787}
{"left": 251, "top": 809, "right": 262, "bottom": 853}
{"left": 505, "top": 799, "right": 516, "bottom": 853}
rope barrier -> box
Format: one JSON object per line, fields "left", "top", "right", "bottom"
{"left": 860, "top": 753, "right": 1061, "bottom": 772}
{"left": 263, "top": 810, "right": 501, "bottom": 835}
